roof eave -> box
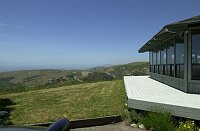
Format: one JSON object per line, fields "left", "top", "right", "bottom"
{"left": 138, "top": 15, "right": 200, "bottom": 53}
{"left": 138, "top": 24, "right": 188, "bottom": 53}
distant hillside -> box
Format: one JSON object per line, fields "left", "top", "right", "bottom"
{"left": 88, "top": 62, "right": 149, "bottom": 79}
{"left": 0, "top": 62, "right": 149, "bottom": 94}
{"left": 0, "top": 69, "right": 82, "bottom": 86}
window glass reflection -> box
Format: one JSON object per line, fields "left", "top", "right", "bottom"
{"left": 192, "top": 29, "right": 200, "bottom": 80}
{"left": 175, "top": 34, "right": 184, "bottom": 79}
{"left": 166, "top": 39, "right": 174, "bottom": 77}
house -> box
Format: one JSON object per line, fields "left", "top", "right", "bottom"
{"left": 124, "top": 15, "right": 200, "bottom": 120}
{"left": 139, "top": 15, "right": 200, "bottom": 94}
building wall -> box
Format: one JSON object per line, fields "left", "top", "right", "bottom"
{"left": 150, "top": 72, "right": 187, "bottom": 92}
{"left": 150, "top": 72, "right": 200, "bottom": 94}
{"left": 188, "top": 82, "right": 200, "bottom": 94}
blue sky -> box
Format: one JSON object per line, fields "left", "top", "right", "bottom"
{"left": 0, "top": 0, "right": 200, "bottom": 71}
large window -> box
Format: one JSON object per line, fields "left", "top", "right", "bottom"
{"left": 157, "top": 51, "right": 160, "bottom": 74}
{"left": 160, "top": 47, "right": 166, "bottom": 75}
{"left": 175, "top": 34, "right": 184, "bottom": 79}
{"left": 149, "top": 51, "right": 153, "bottom": 72}
{"left": 153, "top": 51, "right": 157, "bottom": 73}
{"left": 166, "top": 38, "right": 175, "bottom": 77}
{"left": 192, "top": 29, "right": 200, "bottom": 80}
{"left": 148, "top": 34, "right": 185, "bottom": 79}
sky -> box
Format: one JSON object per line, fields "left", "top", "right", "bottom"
{"left": 0, "top": 0, "right": 200, "bottom": 72}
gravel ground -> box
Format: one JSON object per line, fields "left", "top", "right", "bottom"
{"left": 71, "top": 122, "right": 145, "bottom": 131}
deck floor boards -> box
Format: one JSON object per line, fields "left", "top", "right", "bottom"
{"left": 124, "top": 76, "right": 200, "bottom": 120}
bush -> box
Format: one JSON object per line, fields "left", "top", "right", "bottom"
{"left": 139, "top": 111, "right": 175, "bottom": 131}
{"left": 129, "top": 109, "right": 139, "bottom": 123}
{"left": 177, "top": 119, "right": 197, "bottom": 131}
{"left": 128, "top": 109, "right": 144, "bottom": 124}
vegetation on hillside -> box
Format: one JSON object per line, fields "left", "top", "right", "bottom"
{"left": 0, "top": 77, "right": 25, "bottom": 93}
{"left": 0, "top": 62, "right": 149, "bottom": 94}
{"left": 106, "top": 62, "right": 149, "bottom": 79}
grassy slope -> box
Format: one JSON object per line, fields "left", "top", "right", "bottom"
{"left": 0, "top": 80, "right": 126, "bottom": 125}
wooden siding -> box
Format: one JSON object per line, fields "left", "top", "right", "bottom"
{"left": 188, "top": 82, "right": 200, "bottom": 94}
{"left": 149, "top": 72, "right": 187, "bottom": 92}
{"left": 150, "top": 72, "right": 200, "bottom": 94}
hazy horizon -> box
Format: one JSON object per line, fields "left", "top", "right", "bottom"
{"left": 0, "top": 60, "right": 148, "bottom": 73}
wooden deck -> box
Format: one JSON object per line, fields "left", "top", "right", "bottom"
{"left": 124, "top": 76, "right": 200, "bottom": 120}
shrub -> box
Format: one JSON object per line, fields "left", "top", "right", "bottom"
{"left": 127, "top": 109, "right": 143, "bottom": 124}
{"left": 139, "top": 111, "right": 175, "bottom": 131}
{"left": 178, "top": 119, "right": 197, "bottom": 131}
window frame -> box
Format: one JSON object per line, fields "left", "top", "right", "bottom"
{"left": 191, "top": 28, "right": 200, "bottom": 80}
{"left": 175, "top": 34, "right": 184, "bottom": 79}
{"left": 166, "top": 38, "right": 175, "bottom": 77}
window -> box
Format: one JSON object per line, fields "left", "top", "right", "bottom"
{"left": 166, "top": 38, "right": 175, "bottom": 77}
{"left": 160, "top": 47, "right": 166, "bottom": 75}
{"left": 149, "top": 51, "right": 153, "bottom": 72}
{"left": 153, "top": 51, "right": 157, "bottom": 73}
{"left": 175, "top": 34, "right": 184, "bottom": 79}
{"left": 191, "top": 29, "right": 200, "bottom": 80}
{"left": 157, "top": 51, "right": 160, "bottom": 74}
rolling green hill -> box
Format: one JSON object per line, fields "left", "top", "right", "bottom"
{"left": 91, "top": 62, "right": 149, "bottom": 79}
{"left": 0, "top": 62, "right": 149, "bottom": 94}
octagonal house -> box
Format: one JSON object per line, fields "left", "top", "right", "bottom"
{"left": 139, "top": 15, "right": 200, "bottom": 94}
{"left": 124, "top": 15, "right": 200, "bottom": 120}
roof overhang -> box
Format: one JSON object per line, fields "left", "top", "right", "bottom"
{"left": 138, "top": 15, "right": 200, "bottom": 53}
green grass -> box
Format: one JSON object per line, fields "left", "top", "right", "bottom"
{"left": 0, "top": 80, "right": 127, "bottom": 125}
